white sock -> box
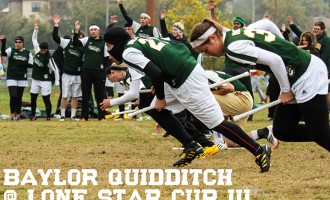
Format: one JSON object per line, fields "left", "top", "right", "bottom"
{"left": 71, "top": 109, "right": 77, "bottom": 118}
{"left": 61, "top": 108, "right": 66, "bottom": 117}
{"left": 250, "top": 130, "right": 259, "bottom": 141}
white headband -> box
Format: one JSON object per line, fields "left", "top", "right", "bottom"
{"left": 140, "top": 13, "right": 151, "bottom": 20}
{"left": 89, "top": 25, "right": 100, "bottom": 31}
{"left": 190, "top": 26, "right": 217, "bottom": 48}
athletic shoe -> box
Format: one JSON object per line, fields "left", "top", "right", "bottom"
{"left": 71, "top": 116, "right": 80, "bottom": 121}
{"left": 255, "top": 145, "right": 272, "bottom": 173}
{"left": 114, "top": 117, "right": 124, "bottom": 121}
{"left": 15, "top": 117, "right": 22, "bottom": 121}
{"left": 9, "top": 117, "right": 15, "bottom": 121}
{"left": 30, "top": 116, "right": 37, "bottom": 121}
{"left": 81, "top": 118, "right": 88, "bottom": 122}
{"left": 59, "top": 116, "right": 65, "bottom": 122}
{"left": 200, "top": 144, "right": 220, "bottom": 158}
{"left": 46, "top": 117, "right": 51, "bottom": 121}
{"left": 173, "top": 141, "right": 204, "bottom": 167}
{"left": 212, "top": 130, "right": 228, "bottom": 150}
{"left": 266, "top": 125, "right": 280, "bottom": 149}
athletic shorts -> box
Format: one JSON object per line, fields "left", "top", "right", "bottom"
{"left": 291, "top": 55, "right": 328, "bottom": 103}
{"left": 7, "top": 79, "right": 28, "bottom": 87}
{"left": 61, "top": 73, "right": 82, "bottom": 98}
{"left": 152, "top": 64, "right": 224, "bottom": 129}
{"left": 30, "top": 79, "right": 52, "bottom": 96}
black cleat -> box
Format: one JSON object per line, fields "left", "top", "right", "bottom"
{"left": 173, "top": 141, "right": 204, "bottom": 167}
{"left": 255, "top": 145, "right": 272, "bottom": 173}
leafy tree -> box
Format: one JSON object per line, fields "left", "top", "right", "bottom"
{"left": 165, "top": 0, "right": 231, "bottom": 38}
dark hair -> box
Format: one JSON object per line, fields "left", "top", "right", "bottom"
{"left": 300, "top": 31, "right": 318, "bottom": 55}
{"left": 190, "top": 17, "right": 223, "bottom": 45}
{"left": 105, "top": 66, "right": 111, "bottom": 75}
{"left": 314, "top": 21, "right": 325, "bottom": 30}
{"left": 39, "top": 42, "right": 48, "bottom": 49}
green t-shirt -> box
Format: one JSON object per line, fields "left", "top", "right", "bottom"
{"left": 63, "top": 40, "right": 83, "bottom": 75}
{"left": 32, "top": 53, "right": 51, "bottom": 81}
{"left": 6, "top": 48, "right": 31, "bottom": 80}
{"left": 82, "top": 37, "right": 107, "bottom": 71}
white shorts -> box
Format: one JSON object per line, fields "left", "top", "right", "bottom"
{"left": 155, "top": 64, "right": 224, "bottom": 129}
{"left": 62, "top": 73, "right": 82, "bottom": 98}
{"left": 291, "top": 55, "right": 328, "bottom": 103}
{"left": 6, "top": 79, "right": 28, "bottom": 87}
{"left": 30, "top": 79, "right": 52, "bottom": 96}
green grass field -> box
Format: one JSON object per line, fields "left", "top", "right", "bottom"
{"left": 0, "top": 83, "right": 329, "bottom": 200}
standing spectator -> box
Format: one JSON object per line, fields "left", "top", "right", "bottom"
{"left": 52, "top": 15, "right": 84, "bottom": 121}
{"left": 0, "top": 34, "right": 33, "bottom": 121}
{"left": 160, "top": 9, "right": 202, "bottom": 63}
{"left": 116, "top": 0, "right": 161, "bottom": 38}
{"left": 73, "top": 21, "right": 110, "bottom": 121}
{"left": 297, "top": 31, "right": 320, "bottom": 57}
{"left": 250, "top": 69, "right": 265, "bottom": 104}
{"left": 30, "top": 21, "right": 59, "bottom": 121}
{"left": 286, "top": 16, "right": 330, "bottom": 108}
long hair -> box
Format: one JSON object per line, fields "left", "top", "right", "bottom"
{"left": 299, "top": 31, "right": 318, "bottom": 55}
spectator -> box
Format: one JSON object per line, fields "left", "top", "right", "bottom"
{"left": 0, "top": 34, "right": 33, "bottom": 121}
{"left": 116, "top": 0, "right": 161, "bottom": 38}
{"left": 52, "top": 15, "right": 85, "bottom": 121}
{"left": 30, "top": 21, "right": 59, "bottom": 121}
{"left": 73, "top": 21, "right": 110, "bottom": 121}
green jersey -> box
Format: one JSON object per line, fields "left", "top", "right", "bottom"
{"left": 123, "top": 37, "right": 197, "bottom": 88}
{"left": 32, "top": 53, "right": 51, "bottom": 81}
{"left": 225, "top": 28, "right": 311, "bottom": 85}
{"left": 63, "top": 40, "right": 83, "bottom": 75}
{"left": 6, "top": 48, "right": 31, "bottom": 80}
{"left": 132, "top": 21, "right": 161, "bottom": 38}
{"left": 82, "top": 37, "right": 108, "bottom": 71}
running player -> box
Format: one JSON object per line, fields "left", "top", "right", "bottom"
{"left": 190, "top": 17, "right": 330, "bottom": 152}
{"left": 103, "top": 26, "right": 272, "bottom": 172}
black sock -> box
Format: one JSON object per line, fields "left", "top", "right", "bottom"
{"left": 213, "top": 120, "right": 261, "bottom": 156}
{"left": 149, "top": 109, "right": 193, "bottom": 146}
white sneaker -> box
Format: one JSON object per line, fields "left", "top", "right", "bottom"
{"left": 71, "top": 116, "right": 80, "bottom": 121}
{"left": 59, "top": 116, "right": 65, "bottom": 122}
{"left": 212, "top": 130, "right": 228, "bottom": 150}
{"left": 266, "top": 125, "right": 279, "bottom": 149}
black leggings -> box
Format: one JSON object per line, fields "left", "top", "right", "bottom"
{"left": 273, "top": 94, "right": 330, "bottom": 151}
{"left": 30, "top": 93, "right": 52, "bottom": 118}
{"left": 81, "top": 70, "right": 106, "bottom": 120}
{"left": 8, "top": 86, "right": 25, "bottom": 115}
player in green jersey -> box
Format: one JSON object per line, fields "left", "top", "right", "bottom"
{"left": 30, "top": 21, "right": 59, "bottom": 121}
{"left": 103, "top": 26, "right": 272, "bottom": 172}
{"left": 0, "top": 34, "right": 33, "bottom": 121}
{"left": 190, "top": 17, "right": 330, "bottom": 152}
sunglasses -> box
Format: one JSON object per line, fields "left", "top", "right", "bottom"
{"left": 15, "top": 41, "right": 23, "bottom": 44}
